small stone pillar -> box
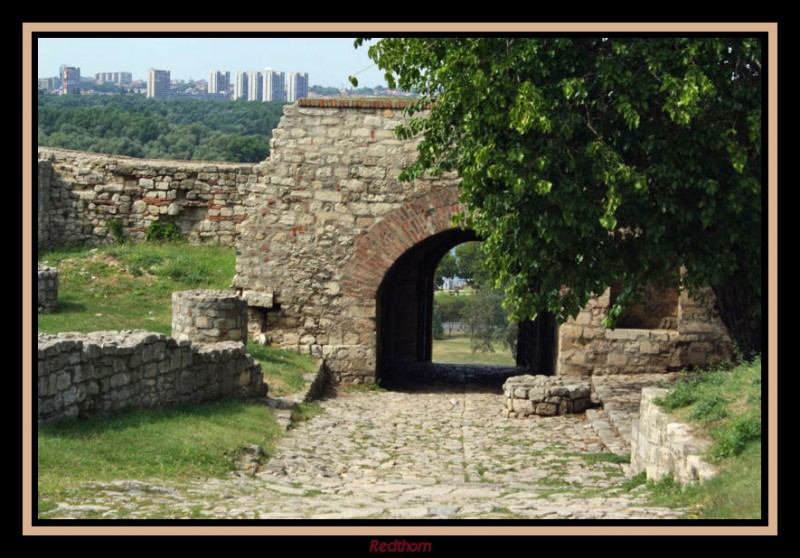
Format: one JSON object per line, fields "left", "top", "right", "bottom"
{"left": 172, "top": 290, "right": 248, "bottom": 344}
{"left": 38, "top": 265, "right": 59, "bottom": 313}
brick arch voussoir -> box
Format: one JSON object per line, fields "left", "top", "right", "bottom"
{"left": 342, "top": 187, "right": 465, "bottom": 299}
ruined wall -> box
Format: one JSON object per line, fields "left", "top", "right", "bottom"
{"left": 557, "top": 288, "right": 732, "bottom": 378}
{"left": 234, "top": 99, "right": 732, "bottom": 384}
{"left": 234, "top": 99, "right": 456, "bottom": 383}
{"left": 37, "top": 330, "right": 266, "bottom": 423}
{"left": 38, "top": 160, "right": 52, "bottom": 247}
{"left": 629, "top": 387, "right": 717, "bottom": 484}
{"left": 37, "top": 100, "right": 732, "bottom": 385}
{"left": 172, "top": 290, "right": 249, "bottom": 344}
{"left": 37, "top": 265, "right": 59, "bottom": 313}
{"left": 37, "top": 147, "right": 259, "bottom": 249}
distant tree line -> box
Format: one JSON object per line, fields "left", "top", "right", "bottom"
{"left": 37, "top": 93, "right": 286, "bottom": 163}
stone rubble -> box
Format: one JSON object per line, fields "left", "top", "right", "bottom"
{"left": 502, "top": 375, "right": 592, "bottom": 417}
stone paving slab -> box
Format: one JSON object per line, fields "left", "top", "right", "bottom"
{"left": 42, "top": 384, "right": 684, "bottom": 520}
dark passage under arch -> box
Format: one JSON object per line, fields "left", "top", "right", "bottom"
{"left": 376, "top": 228, "right": 556, "bottom": 387}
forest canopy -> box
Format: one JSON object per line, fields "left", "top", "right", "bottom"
{"left": 37, "top": 94, "right": 285, "bottom": 163}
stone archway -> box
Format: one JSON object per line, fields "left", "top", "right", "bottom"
{"left": 341, "top": 187, "right": 465, "bottom": 300}
{"left": 376, "top": 227, "right": 477, "bottom": 385}
{"left": 230, "top": 99, "right": 733, "bottom": 384}
{"left": 341, "top": 188, "right": 557, "bottom": 386}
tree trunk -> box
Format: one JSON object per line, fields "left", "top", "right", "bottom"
{"left": 711, "top": 271, "right": 762, "bottom": 361}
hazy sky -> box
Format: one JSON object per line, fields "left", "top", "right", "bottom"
{"left": 37, "top": 37, "right": 388, "bottom": 88}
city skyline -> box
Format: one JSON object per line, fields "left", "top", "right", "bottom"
{"left": 36, "top": 37, "right": 388, "bottom": 88}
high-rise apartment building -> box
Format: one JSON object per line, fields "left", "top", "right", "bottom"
{"left": 247, "top": 71, "right": 264, "bottom": 102}
{"left": 95, "top": 72, "right": 132, "bottom": 84}
{"left": 234, "top": 72, "right": 249, "bottom": 100}
{"left": 60, "top": 65, "right": 81, "bottom": 95}
{"left": 39, "top": 77, "right": 61, "bottom": 92}
{"left": 147, "top": 69, "right": 171, "bottom": 99}
{"left": 287, "top": 72, "right": 309, "bottom": 102}
{"left": 208, "top": 71, "right": 231, "bottom": 96}
{"left": 263, "top": 69, "right": 286, "bottom": 101}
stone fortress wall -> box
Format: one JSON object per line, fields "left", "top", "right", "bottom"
{"left": 629, "top": 387, "right": 717, "bottom": 484}
{"left": 37, "top": 148, "right": 259, "bottom": 249}
{"left": 232, "top": 99, "right": 732, "bottom": 383}
{"left": 38, "top": 99, "right": 732, "bottom": 386}
{"left": 233, "top": 99, "right": 458, "bottom": 383}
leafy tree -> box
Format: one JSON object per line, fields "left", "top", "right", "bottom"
{"left": 310, "top": 85, "right": 341, "bottom": 96}
{"left": 464, "top": 287, "right": 515, "bottom": 354}
{"left": 434, "top": 251, "right": 458, "bottom": 288}
{"left": 455, "top": 241, "right": 489, "bottom": 288}
{"left": 432, "top": 307, "right": 445, "bottom": 340}
{"left": 436, "top": 295, "right": 468, "bottom": 336}
{"left": 354, "top": 37, "right": 762, "bottom": 357}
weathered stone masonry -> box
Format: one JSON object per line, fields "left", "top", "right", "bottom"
{"left": 172, "top": 290, "right": 248, "bottom": 344}
{"left": 234, "top": 98, "right": 732, "bottom": 383}
{"left": 37, "top": 330, "right": 266, "bottom": 423}
{"left": 629, "top": 387, "right": 716, "bottom": 484}
{"left": 557, "top": 287, "right": 732, "bottom": 378}
{"left": 37, "top": 148, "right": 259, "bottom": 249}
{"left": 38, "top": 99, "right": 732, "bottom": 385}
{"left": 37, "top": 264, "right": 59, "bottom": 313}
{"left": 233, "top": 99, "right": 457, "bottom": 383}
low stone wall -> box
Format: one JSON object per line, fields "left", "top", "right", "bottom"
{"left": 629, "top": 387, "right": 716, "bottom": 484}
{"left": 37, "top": 330, "right": 266, "bottom": 423}
{"left": 38, "top": 265, "right": 59, "bottom": 313}
{"left": 502, "top": 375, "right": 592, "bottom": 418}
{"left": 557, "top": 288, "right": 732, "bottom": 378}
{"left": 172, "top": 290, "right": 248, "bottom": 344}
{"left": 37, "top": 147, "right": 259, "bottom": 249}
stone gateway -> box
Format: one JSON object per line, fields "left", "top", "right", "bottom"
{"left": 38, "top": 99, "right": 733, "bottom": 385}
{"left": 233, "top": 99, "right": 732, "bottom": 384}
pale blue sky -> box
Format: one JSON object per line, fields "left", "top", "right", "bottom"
{"left": 37, "top": 37, "right": 388, "bottom": 88}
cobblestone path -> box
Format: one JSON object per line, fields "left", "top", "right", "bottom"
{"left": 44, "top": 384, "right": 683, "bottom": 519}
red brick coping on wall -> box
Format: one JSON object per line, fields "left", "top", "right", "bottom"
{"left": 297, "top": 98, "right": 419, "bottom": 110}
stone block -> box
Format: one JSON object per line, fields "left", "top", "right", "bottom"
{"left": 535, "top": 402, "right": 558, "bottom": 416}
{"left": 640, "top": 340, "right": 660, "bottom": 354}
{"left": 511, "top": 399, "right": 533, "bottom": 415}
{"left": 606, "top": 352, "right": 629, "bottom": 366}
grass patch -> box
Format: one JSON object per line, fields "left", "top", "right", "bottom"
{"left": 248, "top": 342, "right": 317, "bottom": 397}
{"left": 432, "top": 331, "right": 515, "bottom": 366}
{"left": 38, "top": 243, "right": 235, "bottom": 336}
{"left": 290, "top": 401, "right": 323, "bottom": 426}
{"left": 622, "top": 471, "right": 648, "bottom": 491}
{"left": 38, "top": 241, "right": 314, "bottom": 396}
{"left": 38, "top": 499, "right": 58, "bottom": 514}
{"left": 645, "top": 441, "right": 761, "bottom": 519}
{"left": 38, "top": 400, "right": 282, "bottom": 504}
{"left": 645, "top": 357, "right": 762, "bottom": 519}
{"left": 655, "top": 357, "right": 762, "bottom": 462}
